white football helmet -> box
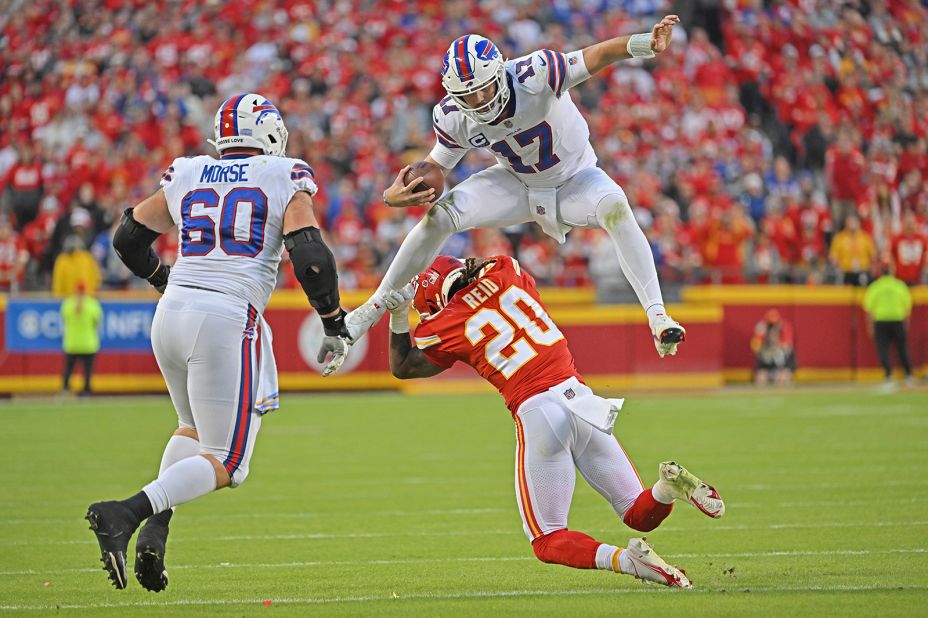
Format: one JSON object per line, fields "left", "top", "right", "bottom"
{"left": 209, "top": 93, "right": 288, "bottom": 156}
{"left": 441, "top": 35, "right": 509, "bottom": 124}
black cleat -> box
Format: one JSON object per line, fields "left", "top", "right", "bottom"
{"left": 660, "top": 327, "right": 685, "bottom": 344}
{"left": 85, "top": 501, "right": 141, "bottom": 589}
{"left": 135, "top": 511, "right": 171, "bottom": 592}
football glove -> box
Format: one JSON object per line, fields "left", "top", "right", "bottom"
{"left": 317, "top": 309, "right": 351, "bottom": 376}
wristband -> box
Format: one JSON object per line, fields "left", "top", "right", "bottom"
{"left": 389, "top": 309, "right": 410, "bottom": 334}
{"left": 627, "top": 33, "right": 656, "bottom": 58}
{"left": 320, "top": 308, "right": 348, "bottom": 337}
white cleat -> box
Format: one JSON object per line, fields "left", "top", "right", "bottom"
{"left": 657, "top": 461, "right": 725, "bottom": 519}
{"left": 621, "top": 538, "right": 692, "bottom": 588}
{"left": 650, "top": 314, "right": 685, "bottom": 358}
{"left": 344, "top": 297, "right": 388, "bottom": 342}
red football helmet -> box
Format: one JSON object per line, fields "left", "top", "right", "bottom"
{"left": 412, "top": 255, "right": 465, "bottom": 319}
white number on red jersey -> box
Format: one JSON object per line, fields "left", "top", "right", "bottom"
{"left": 464, "top": 286, "right": 564, "bottom": 379}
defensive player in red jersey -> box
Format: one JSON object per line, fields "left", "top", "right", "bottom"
{"left": 386, "top": 255, "right": 725, "bottom": 588}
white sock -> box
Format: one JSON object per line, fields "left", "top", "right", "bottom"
{"left": 651, "top": 481, "right": 676, "bottom": 505}
{"left": 143, "top": 455, "right": 217, "bottom": 514}
{"left": 596, "top": 196, "right": 665, "bottom": 316}
{"left": 646, "top": 304, "right": 666, "bottom": 324}
{"left": 159, "top": 434, "right": 200, "bottom": 474}
{"left": 595, "top": 543, "right": 622, "bottom": 571}
{"left": 374, "top": 206, "right": 456, "bottom": 295}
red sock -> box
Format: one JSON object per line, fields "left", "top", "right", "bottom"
{"left": 531, "top": 529, "right": 601, "bottom": 569}
{"left": 623, "top": 488, "right": 674, "bottom": 532}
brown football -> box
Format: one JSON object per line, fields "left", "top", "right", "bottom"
{"left": 403, "top": 161, "right": 444, "bottom": 203}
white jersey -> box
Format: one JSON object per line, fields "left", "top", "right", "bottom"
{"left": 159, "top": 154, "right": 317, "bottom": 312}
{"left": 429, "top": 49, "right": 597, "bottom": 188}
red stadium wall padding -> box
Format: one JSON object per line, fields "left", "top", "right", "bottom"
{"left": 0, "top": 286, "right": 924, "bottom": 394}
{"left": 682, "top": 285, "right": 928, "bottom": 381}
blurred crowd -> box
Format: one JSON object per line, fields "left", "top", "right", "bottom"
{"left": 1, "top": 0, "right": 927, "bottom": 297}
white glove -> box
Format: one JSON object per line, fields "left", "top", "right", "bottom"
{"left": 316, "top": 334, "right": 349, "bottom": 376}
{"left": 651, "top": 314, "right": 686, "bottom": 358}
{"left": 383, "top": 283, "right": 416, "bottom": 312}
{"left": 386, "top": 283, "right": 416, "bottom": 333}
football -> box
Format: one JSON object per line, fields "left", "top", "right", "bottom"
{"left": 403, "top": 161, "right": 444, "bottom": 203}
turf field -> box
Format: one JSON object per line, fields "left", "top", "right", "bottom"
{"left": 1, "top": 388, "right": 926, "bottom": 616}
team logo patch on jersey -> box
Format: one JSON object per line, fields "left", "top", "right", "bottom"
{"left": 536, "top": 205, "right": 546, "bottom": 215}
{"left": 564, "top": 388, "right": 575, "bottom": 400}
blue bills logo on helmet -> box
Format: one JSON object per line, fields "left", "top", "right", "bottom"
{"left": 475, "top": 39, "right": 499, "bottom": 62}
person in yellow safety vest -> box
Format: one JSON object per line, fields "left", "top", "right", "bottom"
{"left": 864, "top": 261, "right": 914, "bottom": 388}
{"left": 60, "top": 280, "right": 103, "bottom": 395}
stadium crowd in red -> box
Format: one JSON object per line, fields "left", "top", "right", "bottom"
{"left": 1, "top": 0, "right": 926, "bottom": 295}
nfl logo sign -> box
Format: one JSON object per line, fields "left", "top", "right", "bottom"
{"left": 564, "top": 388, "right": 575, "bottom": 400}
{"left": 536, "top": 205, "right": 546, "bottom": 215}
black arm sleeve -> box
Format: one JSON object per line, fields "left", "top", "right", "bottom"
{"left": 284, "top": 226, "right": 343, "bottom": 320}
{"left": 112, "top": 208, "right": 170, "bottom": 291}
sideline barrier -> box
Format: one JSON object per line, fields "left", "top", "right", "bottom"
{"left": 682, "top": 285, "right": 928, "bottom": 383}
{"left": 1, "top": 286, "right": 923, "bottom": 395}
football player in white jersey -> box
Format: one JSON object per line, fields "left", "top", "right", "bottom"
{"left": 340, "top": 15, "right": 685, "bottom": 361}
{"left": 85, "top": 93, "right": 350, "bottom": 591}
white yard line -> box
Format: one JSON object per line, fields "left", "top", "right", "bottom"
{"left": 1, "top": 548, "right": 924, "bottom": 577}
{"left": 1, "top": 584, "right": 926, "bottom": 611}
{"left": 5, "top": 519, "right": 928, "bottom": 547}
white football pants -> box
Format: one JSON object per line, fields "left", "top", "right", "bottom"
{"left": 513, "top": 388, "right": 644, "bottom": 541}
{"left": 374, "top": 165, "right": 664, "bottom": 313}
{"left": 151, "top": 286, "right": 272, "bottom": 487}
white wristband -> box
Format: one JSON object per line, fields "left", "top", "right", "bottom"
{"left": 389, "top": 310, "right": 410, "bottom": 334}
{"left": 627, "top": 33, "right": 656, "bottom": 58}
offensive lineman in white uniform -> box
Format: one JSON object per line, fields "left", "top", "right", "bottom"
{"left": 339, "top": 15, "right": 686, "bottom": 360}
{"left": 85, "top": 94, "right": 350, "bottom": 591}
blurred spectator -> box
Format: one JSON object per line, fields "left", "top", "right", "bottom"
{"left": 0, "top": 216, "right": 28, "bottom": 291}
{"left": 4, "top": 145, "right": 43, "bottom": 230}
{"left": 703, "top": 207, "right": 754, "bottom": 284}
{"left": 52, "top": 235, "right": 101, "bottom": 297}
{"left": 750, "top": 309, "right": 796, "bottom": 386}
{"left": 91, "top": 217, "right": 132, "bottom": 289}
{"left": 829, "top": 215, "right": 876, "bottom": 286}
{"left": 864, "top": 263, "right": 914, "bottom": 387}
{"left": 891, "top": 211, "right": 927, "bottom": 285}
{"left": 824, "top": 129, "right": 867, "bottom": 230}
{"left": 0, "top": 0, "right": 926, "bottom": 292}
{"left": 60, "top": 281, "right": 102, "bottom": 396}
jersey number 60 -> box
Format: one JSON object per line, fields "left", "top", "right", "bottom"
{"left": 465, "top": 286, "right": 564, "bottom": 379}
{"left": 180, "top": 187, "right": 268, "bottom": 258}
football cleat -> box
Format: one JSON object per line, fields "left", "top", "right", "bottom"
{"left": 657, "top": 461, "right": 725, "bottom": 519}
{"left": 622, "top": 538, "right": 692, "bottom": 588}
{"left": 85, "top": 501, "right": 142, "bottom": 589}
{"left": 651, "top": 314, "right": 685, "bottom": 358}
{"left": 135, "top": 511, "right": 171, "bottom": 592}
{"left": 344, "top": 296, "right": 387, "bottom": 343}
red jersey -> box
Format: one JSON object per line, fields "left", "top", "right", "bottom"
{"left": 413, "top": 257, "right": 581, "bottom": 414}
{"left": 891, "top": 233, "right": 926, "bottom": 285}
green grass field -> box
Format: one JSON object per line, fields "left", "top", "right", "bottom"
{"left": 2, "top": 388, "right": 927, "bottom": 616}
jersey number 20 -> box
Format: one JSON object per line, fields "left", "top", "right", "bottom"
{"left": 180, "top": 188, "right": 268, "bottom": 258}
{"left": 465, "top": 286, "right": 564, "bottom": 379}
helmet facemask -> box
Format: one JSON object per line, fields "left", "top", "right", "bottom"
{"left": 446, "top": 62, "right": 509, "bottom": 124}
